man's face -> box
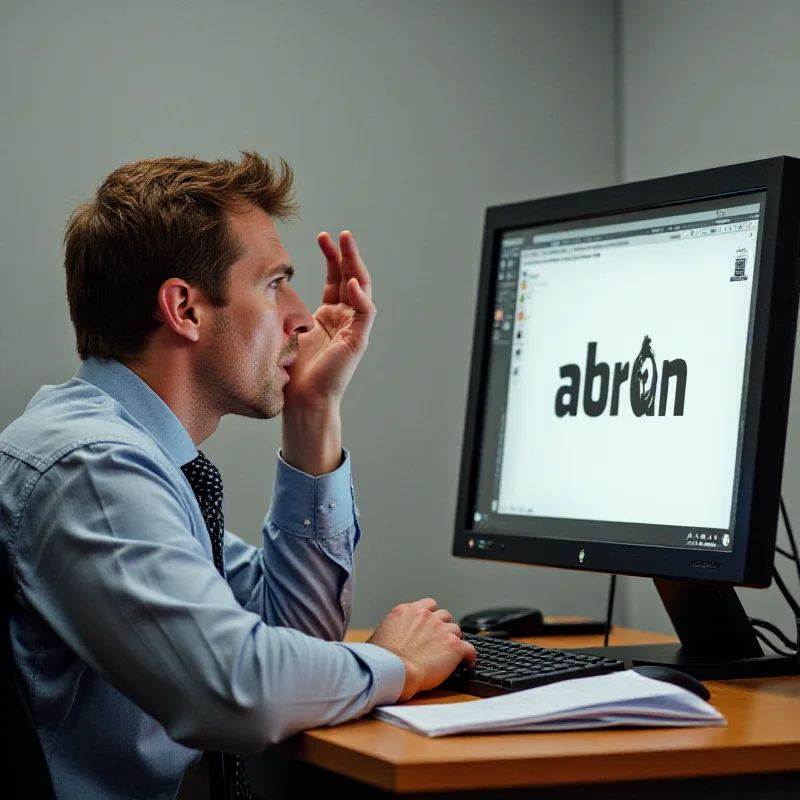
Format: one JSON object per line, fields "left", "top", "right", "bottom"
{"left": 198, "top": 205, "right": 314, "bottom": 419}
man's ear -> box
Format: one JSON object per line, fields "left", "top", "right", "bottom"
{"left": 157, "top": 279, "right": 203, "bottom": 343}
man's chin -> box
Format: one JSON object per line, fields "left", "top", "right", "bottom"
{"left": 260, "top": 390, "right": 285, "bottom": 419}
{"left": 229, "top": 391, "right": 284, "bottom": 421}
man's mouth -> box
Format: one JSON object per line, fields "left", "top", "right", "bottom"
{"left": 278, "top": 356, "right": 296, "bottom": 382}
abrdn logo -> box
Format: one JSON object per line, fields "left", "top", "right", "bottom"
{"left": 555, "top": 336, "right": 687, "bottom": 418}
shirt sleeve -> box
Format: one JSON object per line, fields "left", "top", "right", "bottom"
{"left": 15, "top": 441, "right": 405, "bottom": 753}
{"left": 223, "top": 449, "right": 359, "bottom": 641}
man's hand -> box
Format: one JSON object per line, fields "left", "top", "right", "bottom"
{"left": 283, "top": 231, "right": 376, "bottom": 413}
{"left": 281, "top": 231, "right": 376, "bottom": 476}
{"left": 367, "top": 598, "right": 477, "bottom": 701}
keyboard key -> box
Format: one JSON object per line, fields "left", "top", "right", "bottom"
{"left": 443, "top": 633, "right": 624, "bottom": 698}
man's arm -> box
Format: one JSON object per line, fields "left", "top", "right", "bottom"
{"left": 280, "top": 406, "right": 342, "bottom": 478}
{"left": 224, "top": 449, "right": 360, "bottom": 640}
{"left": 17, "top": 443, "right": 404, "bottom": 752}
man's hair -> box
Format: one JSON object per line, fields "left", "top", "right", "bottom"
{"left": 64, "top": 152, "right": 297, "bottom": 362}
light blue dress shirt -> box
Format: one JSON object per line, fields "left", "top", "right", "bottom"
{"left": 0, "top": 357, "right": 405, "bottom": 800}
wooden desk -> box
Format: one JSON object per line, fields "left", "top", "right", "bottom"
{"left": 248, "top": 627, "right": 800, "bottom": 799}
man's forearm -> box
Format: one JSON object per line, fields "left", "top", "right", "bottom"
{"left": 281, "top": 405, "right": 343, "bottom": 476}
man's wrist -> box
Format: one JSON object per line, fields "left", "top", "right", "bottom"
{"left": 281, "top": 404, "right": 343, "bottom": 477}
{"left": 398, "top": 657, "right": 421, "bottom": 702}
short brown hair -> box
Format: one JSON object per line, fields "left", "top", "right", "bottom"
{"left": 64, "top": 152, "right": 297, "bottom": 362}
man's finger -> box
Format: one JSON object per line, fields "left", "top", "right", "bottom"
{"left": 345, "top": 278, "right": 376, "bottom": 318}
{"left": 318, "top": 232, "right": 342, "bottom": 305}
{"left": 344, "top": 281, "right": 377, "bottom": 354}
{"left": 432, "top": 608, "right": 454, "bottom": 624}
{"left": 459, "top": 639, "right": 477, "bottom": 667}
{"left": 410, "top": 597, "right": 438, "bottom": 612}
{"left": 340, "top": 231, "right": 372, "bottom": 302}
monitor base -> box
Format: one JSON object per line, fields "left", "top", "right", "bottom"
{"left": 573, "top": 642, "right": 800, "bottom": 680}
{"left": 569, "top": 577, "right": 799, "bottom": 679}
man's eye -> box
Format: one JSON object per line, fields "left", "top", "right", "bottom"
{"left": 269, "top": 278, "right": 284, "bottom": 290}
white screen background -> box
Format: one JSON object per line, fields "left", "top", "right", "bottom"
{"left": 497, "top": 227, "right": 757, "bottom": 529}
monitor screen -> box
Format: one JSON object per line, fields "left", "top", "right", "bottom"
{"left": 471, "top": 193, "right": 766, "bottom": 555}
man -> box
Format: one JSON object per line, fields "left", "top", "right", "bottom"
{"left": 0, "top": 153, "right": 476, "bottom": 799}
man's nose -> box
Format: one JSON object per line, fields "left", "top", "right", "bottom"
{"left": 284, "top": 288, "right": 315, "bottom": 335}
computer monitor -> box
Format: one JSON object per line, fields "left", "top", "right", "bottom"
{"left": 453, "top": 157, "right": 800, "bottom": 678}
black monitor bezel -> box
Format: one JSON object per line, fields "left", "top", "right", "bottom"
{"left": 452, "top": 157, "right": 800, "bottom": 588}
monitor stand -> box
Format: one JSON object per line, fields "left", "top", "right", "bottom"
{"left": 574, "top": 578, "right": 800, "bottom": 680}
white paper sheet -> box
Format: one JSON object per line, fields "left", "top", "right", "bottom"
{"left": 374, "top": 671, "right": 725, "bottom": 737}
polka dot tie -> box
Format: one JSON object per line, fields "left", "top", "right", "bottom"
{"left": 181, "top": 451, "right": 253, "bottom": 800}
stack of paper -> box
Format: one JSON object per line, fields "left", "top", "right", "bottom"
{"left": 374, "top": 671, "right": 725, "bottom": 736}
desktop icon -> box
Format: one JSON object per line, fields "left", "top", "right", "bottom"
{"left": 730, "top": 248, "right": 748, "bottom": 282}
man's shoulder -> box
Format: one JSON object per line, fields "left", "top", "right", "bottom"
{"left": 1, "top": 378, "right": 162, "bottom": 472}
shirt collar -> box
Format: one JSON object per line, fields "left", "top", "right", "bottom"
{"left": 75, "top": 357, "right": 198, "bottom": 467}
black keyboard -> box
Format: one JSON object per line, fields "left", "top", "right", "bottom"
{"left": 443, "top": 633, "right": 624, "bottom": 697}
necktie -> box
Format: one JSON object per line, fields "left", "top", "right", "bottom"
{"left": 181, "top": 451, "right": 253, "bottom": 800}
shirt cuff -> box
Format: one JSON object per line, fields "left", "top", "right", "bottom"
{"left": 269, "top": 448, "right": 356, "bottom": 539}
{"left": 338, "top": 642, "right": 406, "bottom": 706}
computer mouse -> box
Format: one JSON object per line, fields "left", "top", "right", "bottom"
{"left": 631, "top": 665, "right": 711, "bottom": 701}
{"left": 458, "top": 606, "right": 544, "bottom": 636}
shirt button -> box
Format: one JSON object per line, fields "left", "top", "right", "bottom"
{"left": 329, "top": 500, "right": 336, "bottom": 509}
{"left": 303, "top": 519, "right": 312, "bottom": 527}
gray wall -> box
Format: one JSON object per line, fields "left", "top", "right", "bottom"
{"left": 619, "top": 0, "right": 800, "bottom": 635}
{"left": 0, "top": 0, "right": 617, "bottom": 627}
